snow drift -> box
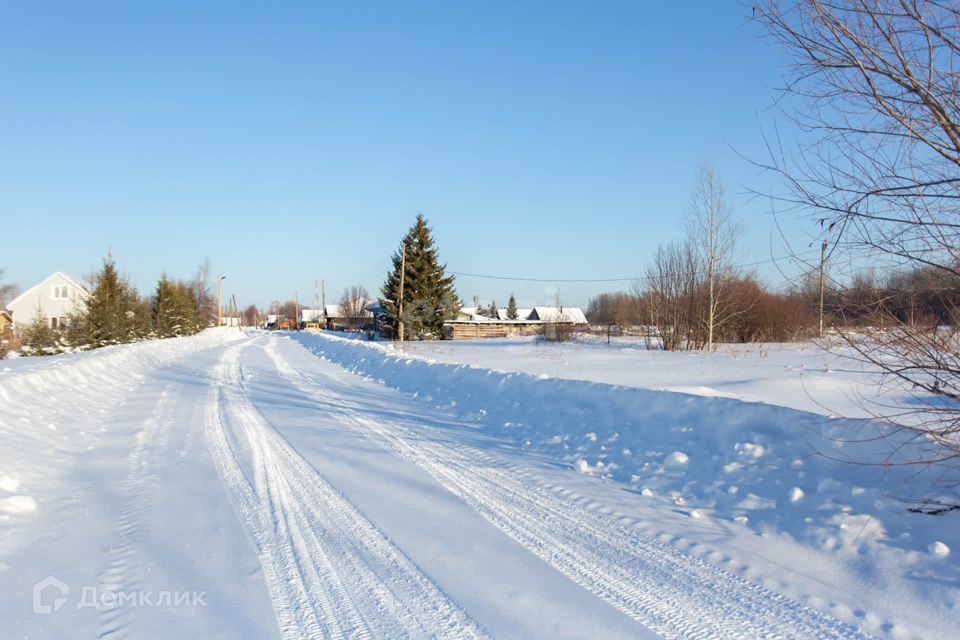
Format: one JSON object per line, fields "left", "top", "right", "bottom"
{"left": 292, "top": 331, "right": 960, "bottom": 617}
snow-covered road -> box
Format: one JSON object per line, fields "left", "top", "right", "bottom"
{"left": 0, "top": 331, "right": 927, "bottom": 638}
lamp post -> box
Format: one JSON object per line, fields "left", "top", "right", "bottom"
{"left": 217, "top": 273, "right": 227, "bottom": 327}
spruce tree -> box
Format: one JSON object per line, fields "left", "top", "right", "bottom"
{"left": 72, "top": 256, "right": 148, "bottom": 347}
{"left": 153, "top": 275, "right": 174, "bottom": 337}
{"left": 488, "top": 300, "right": 498, "bottom": 318}
{"left": 152, "top": 275, "right": 200, "bottom": 338}
{"left": 20, "top": 305, "right": 62, "bottom": 355}
{"left": 380, "top": 214, "right": 459, "bottom": 339}
{"left": 507, "top": 294, "right": 519, "bottom": 320}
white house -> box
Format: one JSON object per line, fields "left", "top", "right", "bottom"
{"left": 6, "top": 272, "right": 90, "bottom": 331}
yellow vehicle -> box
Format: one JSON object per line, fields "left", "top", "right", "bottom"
{"left": 304, "top": 322, "right": 321, "bottom": 331}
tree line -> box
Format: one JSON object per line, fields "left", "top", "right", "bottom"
{"left": 587, "top": 260, "right": 960, "bottom": 350}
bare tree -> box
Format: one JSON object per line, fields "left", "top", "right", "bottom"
{"left": 338, "top": 285, "right": 370, "bottom": 330}
{"left": 191, "top": 259, "right": 216, "bottom": 328}
{"left": 242, "top": 304, "right": 260, "bottom": 328}
{"left": 638, "top": 241, "right": 705, "bottom": 351}
{"left": 0, "top": 269, "right": 17, "bottom": 359}
{"left": 586, "top": 292, "right": 640, "bottom": 327}
{"left": 278, "top": 300, "right": 299, "bottom": 329}
{"left": 754, "top": 0, "right": 960, "bottom": 507}
{"left": 687, "top": 164, "right": 741, "bottom": 351}
{"left": 0, "top": 269, "right": 19, "bottom": 308}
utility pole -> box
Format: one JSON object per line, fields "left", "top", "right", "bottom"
{"left": 321, "top": 279, "right": 326, "bottom": 325}
{"left": 217, "top": 273, "right": 226, "bottom": 327}
{"left": 819, "top": 239, "right": 828, "bottom": 339}
{"left": 231, "top": 294, "right": 240, "bottom": 330}
{"left": 397, "top": 246, "right": 406, "bottom": 342}
{"left": 295, "top": 292, "right": 300, "bottom": 331}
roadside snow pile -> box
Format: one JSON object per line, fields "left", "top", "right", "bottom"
{"left": 395, "top": 336, "right": 892, "bottom": 418}
{"left": 294, "top": 331, "right": 960, "bottom": 608}
{"left": 0, "top": 329, "right": 243, "bottom": 556}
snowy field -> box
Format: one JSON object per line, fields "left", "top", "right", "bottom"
{"left": 0, "top": 329, "right": 957, "bottom": 638}
{"left": 396, "top": 335, "right": 901, "bottom": 418}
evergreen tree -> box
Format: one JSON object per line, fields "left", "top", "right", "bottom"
{"left": 152, "top": 275, "right": 201, "bottom": 338}
{"left": 380, "top": 214, "right": 459, "bottom": 339}
{"left": 488, "top": 300, "right": 498, "bottom": 318}
{"left": 20, "top": 305, "right": 63, "bottom": 355}
{"left": 507, "top": 294, "right": 519, "bottom": 320}
{"left": 71, "top": 256, "right": 148, "bottom": 348}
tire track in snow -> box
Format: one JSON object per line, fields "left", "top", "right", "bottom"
{"left": 205, "top": 343, "right": 487, "bottom": 640}
{"left": 267, "top": 338, "right": 872, "bottom": 640}
{"left": 96, "top": 388, "right": 173, "bottom": 640}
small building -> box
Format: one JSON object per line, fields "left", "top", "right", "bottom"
{"left": 324, "top": 299, "right": 374, "bottom": 330}
{"left": 5, "top": 272, "right": 90, "bottom": 331}
{"left": 299, "top": 308, "right": 324, "bottom": 325}
{"left": 442, "top": 305, "right": 588, "bottom": 340}
{"left": 442, "top": 319, "right": 542, "bottom": 340}
{"left": 455, "top": 307, "right": 498, "bottom": 322}
{"left": 364, "top": 300, "right": 388, "bottom": 336}
{"left": 526, "top": 306, "right": 589, "bottom": 324}
{"left": 265, "top": 314, "right": 295, "bottom": 330}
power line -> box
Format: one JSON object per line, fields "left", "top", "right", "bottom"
{"left": 450, "top": 249, "right": 822, "bottom": 284}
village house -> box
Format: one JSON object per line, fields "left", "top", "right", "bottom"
{"left": 5, "top": 272, "right": 90, "bottom": 331}
{"left": 323, "top": 299, "right": 374, "bottom": 330}
{"left": 443, "top": 305, "right": 588, "bottom": 340}
{"left": 299, "top": 308, "right": 324, "bottom": 326}
{"left": 526, "top": 306, "right": 589, "bottom": 324}
{"left": 298, "top": 300, "right": 375, "bottom": 330}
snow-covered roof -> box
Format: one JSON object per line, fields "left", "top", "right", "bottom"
{"left": 496, "top": 308, "right": 533, "bottom": 321}
{"left": 452, "top": 306, "right": 588, "bottom": 324}
{"left": 528, "top": 307, "right": 588, "bottom": 324}
{"left": 457, "top": 307, "right": 499, "bottom": 322}
{"left": 62, "top": 273, "right": 91, "bottom": 292}
{"left": 6, "top": 271, "right": 90, "bottom": 310}
{"left": 325, "top": 298, "right": 374, "bottom": 319}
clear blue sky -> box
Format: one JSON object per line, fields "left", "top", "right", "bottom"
{"left": 0, "top": 1, "right": 813, "bottom": 310}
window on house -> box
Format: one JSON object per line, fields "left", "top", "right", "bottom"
{"left": 52, "top": 285, "right": 68, "bottom": 299}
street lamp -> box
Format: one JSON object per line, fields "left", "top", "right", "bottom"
{"left": 218, "top": 274, "right": 227, "bottom": 327}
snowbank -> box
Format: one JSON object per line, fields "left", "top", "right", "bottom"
{"left": 0, "top": 329, "right": 245, "bottom": 555}
{"left": 292, "top": 331, "right": 960, "bottom": 617}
